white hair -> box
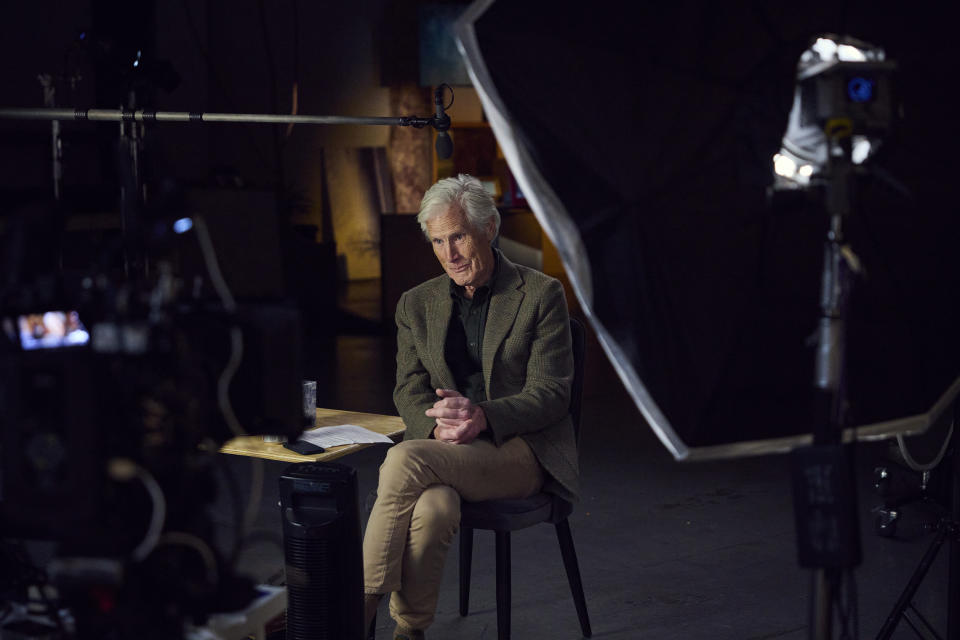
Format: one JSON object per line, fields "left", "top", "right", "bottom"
{"left": 417, "top": 174, "right": 501, "bottom": 240}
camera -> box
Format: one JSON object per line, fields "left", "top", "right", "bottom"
{"left": 0, "top": 203, "right": 305, "bottom": 638}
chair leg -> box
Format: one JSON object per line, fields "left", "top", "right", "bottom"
{"left": 495, "top": 530, "right": 511, "bottom": 640}
{"left": 459, "top": 526, "right": 474, "bottom": 616}
{"left": 556, "top": 519, "right": 592, "bottom": 638}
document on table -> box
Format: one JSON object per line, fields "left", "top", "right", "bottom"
{"left": 298, "top": 424, "right": 395, "bottom": 448}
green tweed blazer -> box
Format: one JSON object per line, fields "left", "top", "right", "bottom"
{"left": 393, "top": 254, "right": 580, "bottom": 502}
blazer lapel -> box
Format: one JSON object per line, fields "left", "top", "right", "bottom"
{"left": 482, "top": 257, "right": 524, "bottom": 394}
{"left": 426, "top": 278, "right": 456, "bottom": 390}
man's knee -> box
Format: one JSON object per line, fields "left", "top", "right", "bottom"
{"left": 382, "top": 439, "right": 427, "bottom": 469}
{"left": 379, "top": 439, "right": 437, "bottom": 482}
{"left": 412, "top": 485, "right": 461, "bottom": 535}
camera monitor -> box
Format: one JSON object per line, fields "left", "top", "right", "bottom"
{"left": 6, "top": 311, "right": 90, "bottom": 351}
{"left": 456, "top": 2, "right": 960, "bottom": 460}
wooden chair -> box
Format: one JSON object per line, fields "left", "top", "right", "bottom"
{"left": 458, "top": 316, "right": 592, "bottom": 639}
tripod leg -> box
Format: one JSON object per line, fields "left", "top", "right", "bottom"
{"left": 948, "top": 405, "right": 959, "bottom": 640}
{"left": 877, "top": 527, "right": 949, "bottom": 640}
{"left": 903, "top": 603, "right": 941, "bottom": 640}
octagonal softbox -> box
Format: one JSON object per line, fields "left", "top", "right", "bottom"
{"left": 455, "top": 1, "right": 960, "bottom": 460}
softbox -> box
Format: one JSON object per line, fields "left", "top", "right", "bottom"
{"left": 455, "top": 1, "right": 960, "bottom": 460}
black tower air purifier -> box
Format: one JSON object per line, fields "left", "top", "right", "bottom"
{"left": 279, "top": 462, "right": 363, "bottom": 640}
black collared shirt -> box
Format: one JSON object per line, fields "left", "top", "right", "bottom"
{"left": 445, "top": 250, "right": 501, "bottom": 405}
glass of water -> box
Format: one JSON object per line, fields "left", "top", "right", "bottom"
{"left": 263, "top": 380, "right": 317, "bottom": 442}
{"left": 302, "top": 380, "right": 317, "bottom": 427}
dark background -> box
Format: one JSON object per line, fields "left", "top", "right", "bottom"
{"left": 470, "top": 1, "right": 960, "bottom": 450}
{"left": 1, "top": 3, "right": 958, "bottom": 638}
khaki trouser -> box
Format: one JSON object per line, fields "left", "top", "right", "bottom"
{"left": 363, "top": 436, "right": 544, "bottom": 630}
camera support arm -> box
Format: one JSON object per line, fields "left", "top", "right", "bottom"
{"left": 0, "top": 107, "right": 443, "bottom": 129}
{"left": 0, "top": 103, "right": 450, "bottom": 281}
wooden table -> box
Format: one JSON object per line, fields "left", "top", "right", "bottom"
{"left": 219, "top": 408, "right": 406, "bottom": 463}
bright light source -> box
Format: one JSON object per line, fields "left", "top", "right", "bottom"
{"left": 173, "top": 217, "right": 194, "bottom": 234}
{"left": 812, "top": 37, "right": 838, "bottom": 61}
{"left": 774, "top": 33, "right": 889, "bottom": 191}
{"left": 773, "top": 154, "right": 797, "bottom": 178}
{"left": 852, "top": 137, "right": 871, "bottom": 164}
{"left": 837, "top": 44, "right": 867, "bottom": 62}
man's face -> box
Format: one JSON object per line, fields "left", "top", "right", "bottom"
{"left": 425, "top": 204, "right": 496, "bottom": 294}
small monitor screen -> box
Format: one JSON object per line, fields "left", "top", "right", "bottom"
{"left": 16, "top": 311, "right": 90, "bottom": 350}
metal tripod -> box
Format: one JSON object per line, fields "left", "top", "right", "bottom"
{"left": 877, "top": 410, "right": 960, "bottom": 640}
{"left": 801, "top": 119, "right": 863, "bottom": 640}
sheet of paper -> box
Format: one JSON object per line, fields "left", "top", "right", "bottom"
{"left": 298, "top": 424, "right": 395, "bottom": 448}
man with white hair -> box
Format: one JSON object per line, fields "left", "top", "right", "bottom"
{"left": 362, "top": 174, "right": 580, "bottom": 639}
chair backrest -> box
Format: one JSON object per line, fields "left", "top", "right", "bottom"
{"left": 568, "top": 316, "right": 586, "bottom": 444}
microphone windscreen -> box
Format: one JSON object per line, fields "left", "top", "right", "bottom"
{"left": 435, "top": 132, "right": 453, "bottom": 160}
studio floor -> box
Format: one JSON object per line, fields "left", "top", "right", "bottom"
{"left": 221, "top": 279, "right": 954, "bottom": 640}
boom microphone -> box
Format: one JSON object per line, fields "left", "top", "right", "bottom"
{"left": 434, "top": 84, "right": 453, "bottom": 160}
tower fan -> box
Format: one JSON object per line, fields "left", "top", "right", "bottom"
{"left": 279, "top": 462, "right": 363, "bottom": 639}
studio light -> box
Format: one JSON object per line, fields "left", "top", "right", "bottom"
{"left": 774, "top": 34, "right": 893, "bottom": 190}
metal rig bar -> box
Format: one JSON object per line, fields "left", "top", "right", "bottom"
{"left": 0, "top": 107, "right": 433, "bottom": 127}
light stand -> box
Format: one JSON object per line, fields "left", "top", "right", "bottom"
{"left": 794, "top": 48, "right": 960, "bottom": 640}
{"left": 118, "top": 93, "right": 146, "bottom": 282}
{"left": 38, "top": 76, "right": 64, "bottom": 202}
{"left": 776, "top": 39, "right": 901, "bottom": 639}
{"left": 792, "top": 121, "right": 863, "bottom": 640}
